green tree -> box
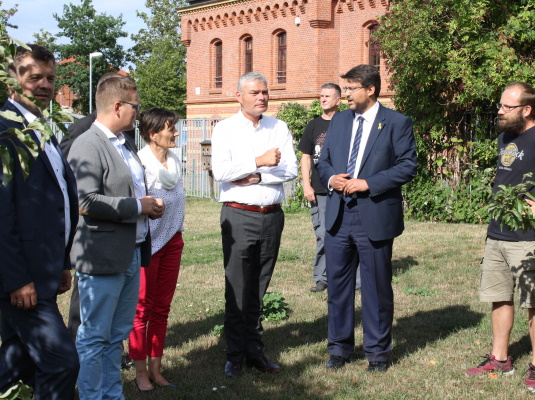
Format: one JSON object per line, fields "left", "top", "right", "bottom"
{"left": 0, "top": 1, "right": 17, "bottom": 105}
{"left": 44, "top": 0, "right": 128, "bottom": 114}
{"left": 375, "top": 0, "right": 535, "bottom": 168}
{"left": 130, "top": 0, "right": 187, "bottom": 116}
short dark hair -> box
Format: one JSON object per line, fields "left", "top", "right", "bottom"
{"left": 340, "top": 65, "right": 381, "bottom": 98}
{"left": 321, "top": 83, "right": 342, "bottom": 98}
{"left": 95, "top": 75, "right": 137, "bottom": 113}
{"left": 505, "top": 82, "right": 535, "bottom": 120}
{"left": 139, "top": 108, "right": 180, "bottom": 142}
{"left": 8, "top": 44, "right": 55, "bottom": 76}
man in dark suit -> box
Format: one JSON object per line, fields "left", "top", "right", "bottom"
{"left": 317, "top": 65, "right": 417, "bottom": 372}
{"left": 0, "top": 44, "right": 79, "bottom": 399}
{"left": 68, "top": 75, "right": 163, "bottom": 399}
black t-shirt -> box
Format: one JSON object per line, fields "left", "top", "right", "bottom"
{"left": 297, "top": 116, "right": 331, "bottom": 194}
{"left": 488, "top": 126, "right": 535, "bottom": 241}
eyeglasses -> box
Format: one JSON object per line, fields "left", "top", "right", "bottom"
{"left": 120, "top": 101, "right": 142, "bottom": 112}
{"left": 342, "top": 86, "right": 367, "bottom": 94}
{"left": 496, "top": 103, "right": 527, "bottom": 113}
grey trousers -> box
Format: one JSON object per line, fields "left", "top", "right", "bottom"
{"left": 311, "top": 194, "right": 327, "bottom": 284}
{"left": 220, "top": 205, "right": 284, "bottom": 362}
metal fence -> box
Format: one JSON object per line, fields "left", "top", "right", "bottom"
{"left": 53, "top": 117, "right": 296, "bottom": 202}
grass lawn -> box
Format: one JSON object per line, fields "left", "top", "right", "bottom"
{"left": 56, "top": 197, "right": 535, "bottom": 399}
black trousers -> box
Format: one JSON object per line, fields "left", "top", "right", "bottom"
{"left": 220, "top": 205, "right": 284, "bottom": 362}
{"left": 0, "top": 298, "right": 79, "bottom": 400}
{"left": 67, "top": 274, "right": 80, "bottom": 342}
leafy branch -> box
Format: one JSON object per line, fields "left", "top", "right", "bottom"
{"left": 0, "top": 24, "right": 72, "bottom": 184}
{"left": 487, "top": 173, "right": 535, "bottom": 233}
{"left": 0, "top": 381, "right": 33, "bottom": 400}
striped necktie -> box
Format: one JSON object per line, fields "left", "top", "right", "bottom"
{"left": 344, "top": 116, "right": 363, "bottom": 204}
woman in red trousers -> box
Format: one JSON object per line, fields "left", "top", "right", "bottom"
{"left": 129, "top": 108, "right": 185, "bottom": 391}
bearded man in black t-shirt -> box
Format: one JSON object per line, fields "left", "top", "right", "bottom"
{"left": 466, "top": 82, "right": 535, "bottom": 393}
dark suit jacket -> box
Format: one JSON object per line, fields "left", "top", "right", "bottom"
{"left": 68, "top": 124, "right": 151, "bottom": 274}
{"left": 317, "top": 103, "right": 417, "bottom": 241}
{"left": 0, "top": 101, "right": 79, "bottom": 299}
{"left": 60, "top": 112, "right": 137, "bottom": 158}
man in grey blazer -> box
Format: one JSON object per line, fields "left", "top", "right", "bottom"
{"left": 68, "top": 76, "right": 164, "bottom": 400}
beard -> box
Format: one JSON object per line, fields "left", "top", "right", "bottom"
{"left": 350, "top": 101, "right": 367, "bottom": 115}
{"left": 497, "top": 113, "right": 526, "bottom": 134}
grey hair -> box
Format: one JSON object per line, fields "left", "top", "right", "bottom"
{"left": 237, "top": 72, "right": 268, "bottom": 92}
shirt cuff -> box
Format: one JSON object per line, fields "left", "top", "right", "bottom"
{"left": 136, "top": 199, "right": 142, "bottom": 215}
{"left": 327, "top": 176, "right": 335, "bottom": 192}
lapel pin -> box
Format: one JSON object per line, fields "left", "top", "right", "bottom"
{"left": 378, "top": 123, "right": 382, "bottom": 130}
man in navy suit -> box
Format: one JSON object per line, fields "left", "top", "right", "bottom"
{"left": 317, "top": 65, "right": 417, "bottom": 372}
{"left": 0, "top": 44, "right": 79, "bottom": 399}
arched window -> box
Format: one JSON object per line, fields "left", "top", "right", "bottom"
{"left": 368, "top": 24, "right": 380, "bottom": 67}
{"left": 214, "top": 40, "right": 223, "bottom": 88}
{"left": 276, "top": 31, "right": 287, "bottom": 84}
{"left": 244, "top": 37, "right": 253, "bottom": 73}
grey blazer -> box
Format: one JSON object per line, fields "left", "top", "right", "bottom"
{"left": 68, "top": 124, "right": 151, "bottom": 274}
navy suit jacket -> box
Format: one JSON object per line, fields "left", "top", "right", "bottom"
{"left": 317, "top": 103, "right": 417, "bottom": 241}
{"left": 0, "top": 101, "right": 79, "bottom": 299}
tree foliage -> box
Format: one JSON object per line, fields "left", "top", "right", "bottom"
{"left": 0, "top": 27, "right": 72, "bottom": 184}
{"left": 277, "top": 100, "right": 348, "bottom": 143}
{"left": 375, "top": 0, "right": 535, "bottom": 166}
{"left": 0, "top": 1, "right": 17, "bottom": 105}
{"left": 130, "top": 0, "right": 187, "bottom": 116}
{"left": 37, "top": 0, "right": 128, "bottom": 114}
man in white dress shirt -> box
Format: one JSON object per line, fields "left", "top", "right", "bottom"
{"left": 211, "top": 72, "right": 297, "bottom": 377}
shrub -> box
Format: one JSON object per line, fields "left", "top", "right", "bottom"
{"left": 262, "top": 291, "right": 289, "bottom": 322}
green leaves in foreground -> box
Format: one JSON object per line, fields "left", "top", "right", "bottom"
{"left": 0, "top": 381, "right": 33, "bottom": 400}
{"left": 488, "top": 172, "right": 535, "bottom": 233}
{"left": 0, "top": 26, "right": 73, "bottom": 185}
{"left": 262, "top": 291, "right": 289, "bottom": 322}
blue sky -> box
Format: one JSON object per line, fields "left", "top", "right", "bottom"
{"left": 3, "top": 0, "right": 149, "bottom": 69}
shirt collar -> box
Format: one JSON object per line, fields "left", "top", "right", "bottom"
{"left": 8, "top": 98, "right": 37, "bottom": 124}
{"left": 94, "top": 120, "right": 126, "bottom": 145}
{"left": 238, "top": 109, "right": 264, "bottom": 127}
{"left": 354, "top": 100, "right": 380, "bottom": 124}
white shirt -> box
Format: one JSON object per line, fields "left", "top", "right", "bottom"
{"left": 138, "top": 146, "right": 185, "bottom": 254}
{"left": 9, "top": 99, "right": 71, "bottom": 247}
{"left": 348, "top": 100, "right": 380, "bottom": 178}
{"left": 211, "top": 110, "right": 298, "bottom": 206}
{"left": 94, "top": 120, "right": 148, "bottom": 243}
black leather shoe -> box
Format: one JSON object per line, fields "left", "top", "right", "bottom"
{"left": 246, "top": 356, "right": 281, "bottom": 373}
{"left": 367, "top": 361, "right": 388, "bottom": 372}
{"left": 225, "top": 361, "right": 242, "bottom": 377}
{"left": 310, "top": 281, "right": 328, "bottom": 292}
{"left": 326, "top": 355, "right": 348, "bottom": 369}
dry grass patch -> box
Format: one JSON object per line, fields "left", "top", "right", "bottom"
{"left": 52, "top": 198, "right": 535, "bottom": 399}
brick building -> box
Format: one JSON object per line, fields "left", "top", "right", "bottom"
{"left": 179, "top": 0, "right": 392, "bottom": 119}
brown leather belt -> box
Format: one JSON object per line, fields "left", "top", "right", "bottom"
{"left": 224, "top": 202, "right": 281, "bottom": 213}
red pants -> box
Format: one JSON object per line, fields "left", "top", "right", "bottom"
{"left": 129, "top": 232, "right": 184, "bottom": 359}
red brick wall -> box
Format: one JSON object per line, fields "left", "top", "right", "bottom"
{"left": 180, "top": 0, "right": 391, "bottom": 119}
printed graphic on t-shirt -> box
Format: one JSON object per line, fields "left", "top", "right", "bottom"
{"left": 313, "top": 131, "right": 327, "bottom": 165}
{"left": 499, "top": 143, "right": 524, "bottom": 171}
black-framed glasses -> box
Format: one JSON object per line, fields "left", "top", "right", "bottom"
{"left": 496, "top": 103, "right": 527, "bottom": 113}
{"left": 120, "top": 101, "right": 142, "bottom": 112}
{"left": 342, "top": 86, "right": 367, "bottom": 94}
